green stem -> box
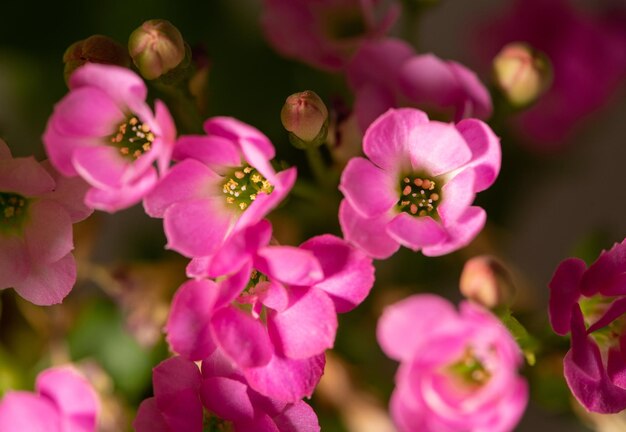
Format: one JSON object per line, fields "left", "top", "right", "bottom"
{"left": 305, "top": 145, "right": 335, "bottom": 189}
{"left": 152, "top": 80, "right": 204, "bottom": 134}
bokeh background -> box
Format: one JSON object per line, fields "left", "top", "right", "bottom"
{"left": 1, "top": 0, "right": 625, "bottom": 430}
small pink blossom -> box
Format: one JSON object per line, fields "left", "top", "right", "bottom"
{"left": 339, "top": 107, "right": 500, "bottom": 259}
{"left": 475, "top": 0, "right": 626, "bottom": 149}
{"left": 143, "top": 117, "right": 296, "bottom": 259}
{"left": 549, "top": 239, "right": 626, "bottom": 413}
{"left": 0, "top": 366, "right": 99, "bottom": 432}
{"left": 43, "top": 63, "right": 176, "bottom": 212}
{"left": 377, "top": 294, "right": 528, "bottom": 432}
{"left": 134, "top": 354, "right": 320, "bottom": 432}
{"left": 166, "top": 220, "right": 374, "bottom": 401}
{"left": 0, "top": 139, "right": 92, "bottom": 305}
{"left": 347, "top": 38, "right": 492, "bottom": 133}
{"left": 261, "top": 0, "right": 400, "bottom": 71}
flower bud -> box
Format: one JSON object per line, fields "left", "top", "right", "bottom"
{"left": 281, "top": 90, "right": 329, "bottom": 149}
{"left": 128, "top": 19, "right": 186, "bottom": 80}
{"left": 63, "top": 35, "right": 130, "bottom": 85}
{"left": 493, "top": 42, "right": 552, "bottom": 108}
{"left": 460, "top": 255, "right": 515, "bottom": 309}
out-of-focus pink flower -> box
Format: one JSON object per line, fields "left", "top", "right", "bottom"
{"left": 339, "top": 107, "right": 500, "bottom": 259}
{"left": 0, "top": 139, "right": 92, "bottom": 305}
{"left": 134, "top": 354, "right": 320, "bottom": 432}
{"left": 347, "top": 38, "right": 492, "bottom": 133}
{"left": 476, "top": 0, "right": 626, "bottom": 149}
{"left": 143, "top": 117, "right": 296, "bottom": 259}
{"left": 43, "top": 63, "right": 176, "bottom": 212}
{"left": 166, "top": 220, "right": 374, "bottom": 401}
{"left": 261, "top": 0, "right": 400, "bottom": 71}
{"left": 549, "top": 239, "right": 626, "bottom": 413}
{"left": 0, "top": 366, "right": 99, "bottom": 432}
{"left": 377, "top": 294, "right": 528, "bottom": 432}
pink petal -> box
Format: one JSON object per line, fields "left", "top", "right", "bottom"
{"left": 25, "top": 200, "right": 73, "bottom": 265}
{"left": 455, "top": 119, "right": 501, "bottom": 192}
{"left": 69, "top": 63, "right": 147, "bottom": 106}
{"left": 272, "top": 401, "right": 320, "bottom": 432}
{"left": 449, "top": 63, "right": 493, "bottom": 119}
{"left": 153, "top": 100, "right": 176, "bottom": 175}
{"left": 239, "top": 137, "right": 277, "bottom": 183}
{"left": 133, "top": 398, "right": 170, "bottom": 432}
{"left": 163, "top": 198, "right": 234, "bottom": 258}
{"left": 339, "top": 157, "right": 396, "bottom": 218}
{"left": 437, "top": 169, "right": 476, "bottom": 224}
{"left": 36, "top": 367, "right": 99, "bottom": 432}
{"left": 42, "top": 125, "right": 96, "bottom": 177}
{"left": 421, "top": 206, "right": 486, "bottom": 257}
{"left": 14, "top": 253, "right": 76, "bottom": 306}
{"left": 158, "top": 388, "right": 203, "bottom": 432}
{"left": 255, "top": 246, "right": 323, "bottom": 286}
{"left": 204, "top": 220, "right": 272, "bottom": 278}
{"left": 299, "top": 235, "right": 375, "bottom": 313}
{"left": 204, "top": 117, "right": 275, "bottom": 161}
{"left": 143, "top": 159, "right": 222, "bottom": 217}
{"left": 236, "top": 415, "right": 280, "bottom": 432}
{"left": 399, "top": 54, "right": 460, "bottom": 108}
{"left": 152, "top": 356, "right": 202, "bottom": 396}
{"left": 347, "top": 39, "right": 414, "bottom": 91}
{"left": 386, "top": 213, "right": 447, "bottom": 252}
{"left": 548, "top": 258, "right": 586, "bottom": 335}
{"left": 0, "top": 392, "right": 61, "bottom": 432}
{"left": 201, "top": 377, "right": 255, "bottom": 421}
{"left": 352, "top": 83, "right": 396, "bottom": 133}
{"left": 258, "top": 280, "right": 290, "bottom": 313}
{"left": 85, "top": 168, "right": 158, "bottom": 212}
{"left": 268, "top": 287, "right": 337, "bottom": 359}
{"left": 41, "top": 162, "right": 93, "bottom": 223}
{"left": 407, "top": 121, "right": 472, "bottom": 176}
{"left": 581, "top": 240, "right": 626, "bottom": 297}
{"left": 0, "top": 157, "right": 55, "bottom": 196}
{"left": 244, "top": 353, "right": 325, "bottom": 402}
{"left": 339, "top": 199, "right": 399, "bottom": 259}
{"left": 72, "top": 145, "right": 127, "bottom": 189}
{"left": 173, "top": 135, "right": 241, "bottom": 169}
{"left": 377, "top": 294, "right": 458, "bottom": 361}
{"left": 211, "top": 307, "right": 273, "bottom": 368}
{"left": 166, "top": 280, "right": 220, "bottom": 360}
{"left": 0, "top": 235, "right": 29, "bottom": 290}
{"left": 362, "top": 108, "right": 429, "bottom": 172}
{"left": 51, "top": 87, "right": 124, "bottom": 137}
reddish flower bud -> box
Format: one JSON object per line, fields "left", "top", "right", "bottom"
{"left": 460, "top": 255, "right": 515, "bottom": 309}
{"left": 128, "top": 19, "right": 186, "bottom": 80}
{"left": 281, "top": 91, "right": 329, "bottom": 148}
{"left": 63, "top": 35, "right": 130, "bottom": 85}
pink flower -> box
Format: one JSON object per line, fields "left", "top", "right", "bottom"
{"left": 0, "top": 366, "right": 99, "bottom": 432}
{"left": 260, "top": 0, "right": 400, "bottom": 71}
{"left": 548, "top": 239, "right": 626, "bottom": 413}
{"left": 43, "top": 63, "right": 176, "bottom": 212}
{"left": 166, "top": 220, "right": 374, "bottom": 401}
{"left": 143, "top": 117, "right": 296, "bottom": 259}
{"left": 339, "top": 107, "right": 500, "bottom": 259}
{"left": 347, "top": 38, "right": 492, "bottom": 133}
{"left": 0, "top": 139, "right": 92, "bottom": 305}
{"left": 475, "top": 0, "right": 626, "bottom": 149}
{"left": 134, "top": 354, "right": 320, "bottom": 432}
{"left": 377, "top": 294, "right": 528, "bottom": 432}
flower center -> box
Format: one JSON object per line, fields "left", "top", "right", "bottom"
{"left": 109, "top": 116, "right": 155, "bottom": 159}
{"left": 580, "top": 296, "right": 626, "bottom": 352}
{"left": 0, "top": 192, "right": 29, "bottom": 234}
{"left": 447, "top": 347, "right": 491, "bottom": 387}
{"left": 397, "top": 174, "right": 441, "bottom": 217}
{"left": 222, "top": 165, "right": 274, "bottom": 211}
{"left": 203, "top": 411, "right": 234, "bottom": 432}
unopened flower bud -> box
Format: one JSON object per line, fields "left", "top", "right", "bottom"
{"left": 128, "top": 19, "right": 186, "bottom": 80}
{"left": 493, "top": 42, "right": 552, "bottom": 108}
{"left": 460, "top": 255, "right": 515, "bottom": 309}
{"left": 63, "top": 35, "right": 130, "bottom": 85}
{"left": 281, "top": 90, "right": 329, "bottom": 149}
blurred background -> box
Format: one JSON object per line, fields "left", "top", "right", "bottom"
{"left": 1, "top": 0, "right": 625, "bottom": 430}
